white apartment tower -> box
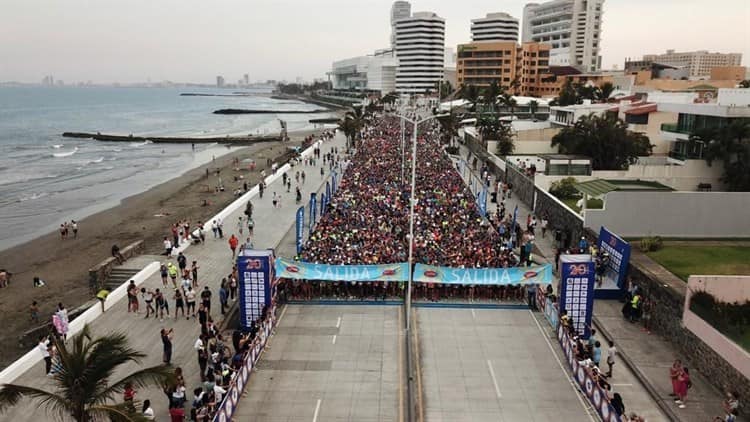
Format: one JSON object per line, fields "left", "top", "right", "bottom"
{"left": 523, "top": 0, "right": 604, "bottom": 72}
{"left": 390, "top": 1, "right": 412, "bottom": 48}
{"left": 471, "top": 13, "right": 519, "bottom": 42}
{"left": 642, "top": 50, "right": 743, "bottom": 78}
{"left": 393, "top": 11, "right": 446, "bottom": 94}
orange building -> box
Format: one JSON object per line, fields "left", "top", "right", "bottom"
{"left": 456, "top": 41, "right": 551, "bottom": 96}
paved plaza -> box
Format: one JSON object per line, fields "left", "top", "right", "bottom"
{"left": 234, "top": 305, "right": 402, "bottom": 422}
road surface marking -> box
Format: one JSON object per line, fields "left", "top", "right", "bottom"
{"left": 277, "top": 304, "right": 288, "bottom": 325}
{"left": 312, "top": 399, "right": 321, "bottom": 422}
{"left": 487, "top": 360, "right": 502, "bottom": 398}
{"left": 471, "top": 309, "right": 476, "bottom": 320}
{"left": 611, "top": 383, "right": 633, "bottom": 387}
{"left": 529, "top": 310, "right": 597, "bottom": 422}
{"left": 332, "top": 335, "right": 337, "bottom": 344}
{"left": 398, "top": 307, "right": 404, "bottom": 422}
{"left": 336, "top": 316, "right": 341, "bottom": 328}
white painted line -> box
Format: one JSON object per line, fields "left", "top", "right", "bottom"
{"left": 332, "top": 335, "right": 337, "bottom": 344}
{"left": 611, "top": 383, "right": 633, "bottom": 387}
{"left": 336, "top": 316, "right": 341, "bottom": 328}
{"left": 471, "top": 309, "right": 476, "bottom": 320}
{"left": 312, "top": 398, "right": 322, "bottom": 422}
{"left": 529, "top": 310, "right": 597, "bottom": 422}
{"left": 277, "top": 304, "right": 289, "bottom": 325}
{"left": 486, "top": 360, "right": 502, "bottom": 399}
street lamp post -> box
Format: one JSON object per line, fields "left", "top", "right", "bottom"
{"left": 394, "top": 112, "right": 448, "bottom": 331}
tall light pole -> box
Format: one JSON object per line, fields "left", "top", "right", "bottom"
{"left": 394, "top": 112, "right": 448, "bottom": 331}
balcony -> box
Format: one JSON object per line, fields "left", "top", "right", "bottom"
{"left": 660, "top": 122, "right": 691, "bottom": 135}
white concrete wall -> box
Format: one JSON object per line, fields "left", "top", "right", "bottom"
{"left": 533, "top": 159, "right": 724, "bottom": 192}
{"left": 584, "top": 191, "right": 750, "bottom": 237}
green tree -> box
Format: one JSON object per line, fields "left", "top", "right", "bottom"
{"left": 596, "top": 82, "right": 615, "bottom": 102}
{"left": 576, "top": 83, "right": 598, "bottom": 101}
{"left": 478, "top": 114, "right": 515, "bottom": 156}
{"left": 556, "top": 79, "right": 579, "bottom": 106}
{"left": 438, "top": 81, "right": 453, "bottom": 100}
{"left": 528, "top": 100, "right": 539, "bottom": 120}
{"left": 459, "top": 84, "right": 480, "bottom": 112}
{"left": 0, "top": 326, "right": 173, "bottom": 422}
{"left": 482, "top": 81, "right": 502, "bottom": 113}
{"left": 551, "top": 113, "right": 654, "bottom": 170}
{"left": 500, "top": 93, "right": 517, "bottom": 120}
{"left": 693, "top": 121, "right": 750, "bottom": 191}
{"left": 436, "top": 110, "right": 460, "bottom": 146}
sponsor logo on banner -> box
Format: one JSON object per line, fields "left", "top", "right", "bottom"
{"left": 275, "top": 257, "right": 410, "bottom": 282}
{"left": 295, "top": 206, "right": 304, "bottom": 255}
{"left": 413, "top": 263, "right": 553, "bottom": 285}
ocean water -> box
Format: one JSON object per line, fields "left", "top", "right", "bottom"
{"left": 0, "top": 86, "right": 333, "bottom": 250}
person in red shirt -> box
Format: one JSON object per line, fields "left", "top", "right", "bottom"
{"left": 169, "top": 405, "right": 185, "bottom": 422}
{"left": 228, "top": 234, "right": 239, "bottom": 258}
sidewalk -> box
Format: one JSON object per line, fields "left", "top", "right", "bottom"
{"left": 0, "top": 133, "right": 349, "bottom": 421}
{"left": 458, "top": 144, "right": 672, "bottom": 421}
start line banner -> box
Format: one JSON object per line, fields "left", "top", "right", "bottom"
{"left": 275, "top": 258, "right": 409, "bottom": 282}
{"left": 413, "top": 263, "right": 553, "bottom": 285}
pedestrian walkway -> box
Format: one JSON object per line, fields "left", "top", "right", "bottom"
{"left": 0, "top": 133, "right": 348, "bottom": 421}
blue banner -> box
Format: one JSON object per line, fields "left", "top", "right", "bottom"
{"left": 320, "top": 192, "right": 326, "bottom": 216}
{"left": 275, "top": 257, "right": 410, "bottom": 282}
{"left": 309, "top": 193, "right": 317, "bottom": 235}
{"left": 559, "top": 255, "right": 595, "bottom": 339}
{"left": 511, "top": 205, "right": 518, "bottom": 245}
{"left": 295, "top": 206, "right": 304, "bottom": 255}
{"left": 478, "top": 188, "right": 487, "bottom": 217}
{"left": 326, "top": 181, "right": 331, "bottom": 201}
{"left": 596, "top": 226, "right": 631, "bottom": 291}
{"left": 237, "top": 249, "right": 274, "bottom": 330}
{"left": 331, "top": 171, "right": 337, "bottom": 193}
{"left": 413, "top": 263, "right": 553, "bottom": 285}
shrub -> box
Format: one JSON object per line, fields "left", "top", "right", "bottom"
{"left": 640, "top": 236, "right": 663, "bottom": 252}
{"left": 689, "top": 290, "right": 750, "bottom": 348}
{"left": 549, "top": 177, "right": 578, "bottom": 199}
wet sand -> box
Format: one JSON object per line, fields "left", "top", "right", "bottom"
{"left": 0, "top": 129, "right": 326, "bottom": 367}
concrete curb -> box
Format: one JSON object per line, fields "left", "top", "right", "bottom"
{"left": 592, "top": 315, "right": 681, "bottom": 422}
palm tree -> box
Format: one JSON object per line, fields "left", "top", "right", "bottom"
{"left": 500, "top": 93, "right": 517, "bottom": 120}
{"left": 478, "top": 114, "right": 515, "bottom": 156}
{"left": 437, "top": 110, "right": 460, "bottom": 147}
{"left": 482, "top": 80, "right": 502, "bottom": 114}
{"left": 528, "top": 100, "right": 539, "bottom": 120}
{"left": 551, "top": 113, "right": 653, "bottom": 170}
{"left": 698, "top": 121, "right": 750, "bottom": 191}
{"left": 459, "top": 84, "right": 480, "bottom": 112}
{"left": 596, "top": 82, "right": 615, "bottom": 102}
{"left": 0, "top": 325, "right": 173, "bottom": 422}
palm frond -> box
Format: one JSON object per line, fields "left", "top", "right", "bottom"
{"left": 0, "top": 384, "right": 73, "bottom": 420}
{"left": 89, "top": 402, "right": 151, "bottom": 422}
{"left": 93, "top": 365, "right": 175, "bottom": 405}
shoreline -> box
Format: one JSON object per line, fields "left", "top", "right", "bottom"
{"left": 0, "top": 127, "right": 330, "bottom": 367}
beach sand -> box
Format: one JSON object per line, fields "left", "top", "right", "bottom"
{"left": 0, "top": 128, "right": 328, "bottom": 367}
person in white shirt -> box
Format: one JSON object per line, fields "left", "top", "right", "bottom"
{"left": 606, "top": 340, "right": 617, "bottom": 378}
{"left": 213, "top": 384, "right": 227, "bottom": 403}
{"left": 38, "top": 336, "right": 51, "bottom": 375}
{"left": 163, "top": 237, "right": 172, "bottom": 256}
{"left": 141, "top": 400, "right": 154, "bottom": 420}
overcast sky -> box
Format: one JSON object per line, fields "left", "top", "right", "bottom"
{"left": 1, "top": 0, "right": 748, "bottom": 84}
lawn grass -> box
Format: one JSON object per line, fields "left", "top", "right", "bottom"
{"left": 646, "top": 246, "right": 750, "bottom": 281}
{"left": 561, "top": 197, "right": 603, "bottom": 213}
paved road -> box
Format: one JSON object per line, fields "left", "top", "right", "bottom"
{"left": 0, "top": 133, "right": 348, "bottom": 421}
{"left": 234, "top": 305, "right": 402, "bottom": 422}
{"left": 418, "top": 307, "right": 597, "bottom": 422}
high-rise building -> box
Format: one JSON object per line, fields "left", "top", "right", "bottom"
{"left": 471, "top": 13, "right": 519, "bottom": 43}
{"left": 243, "top": 74, "right": 250, "bottom": 85}
{"left": 390, "top": 1, "right": 412, "bottom": 48}
{"left": 522, "top": 0, "right": 604, "bottom": 72}
{"left": 456, "top": 41, "right": 551, "bottom": 97}
{"left": 642, "top": 50, "right": 743, "bottom": 78}
{"left": 330, "top": 50, "right": 398, "bottom": 94}
{"left": 394, "top": 11, "right": 445, "bottom": 94}
{"left": 216, "top": 76, "right": 225, "bottom": 88}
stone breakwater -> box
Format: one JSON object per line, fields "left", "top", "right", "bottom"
{"left": 61, "top": 132, "right": 282, "bottom": 145}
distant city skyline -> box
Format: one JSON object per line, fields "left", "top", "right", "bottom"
{"left": 1, "top": 0, "right": 748, "bottom": 84}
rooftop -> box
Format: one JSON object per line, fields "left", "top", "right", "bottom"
{"left": 574, "top": 179, "right": 674, "bottom": 197}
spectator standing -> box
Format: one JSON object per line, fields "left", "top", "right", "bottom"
{"left": 161, "top": 328, "right": 174, "bottom": 364}
{"left": 606, "top": 340, "right": 617, "bottom": 378}
{"left": 219, "top": 282, "right": 229, "bottom": 315}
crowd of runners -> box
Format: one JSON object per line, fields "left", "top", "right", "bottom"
{"left": 292, "top": 115, "right": 531, "bottom": 302}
